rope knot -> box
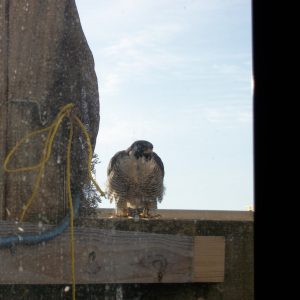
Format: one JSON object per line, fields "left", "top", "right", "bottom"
{"left": 3, "top": 102, "right": 105, "bottom": 221}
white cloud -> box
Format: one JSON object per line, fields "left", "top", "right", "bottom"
{"left": 76, "top": 0, "right": 226, "bottom": 96}
{"left": 99, "top": 72, "right": 121, "bottom": 97}
{"left": 98, "top": 115, "right": 171, "bottom": 147}
{"left": 203, "top": 105, "right": 252, "bottom": 124}
{"left": 96, "top": 24, "right": 185, "bottom": 96}
{"left": 97, "top": 120, "right": 136, "bottom": 146}
{"left": 212, "top": 63, "right": 240, "bottom": 74}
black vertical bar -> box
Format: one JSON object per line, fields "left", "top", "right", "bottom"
{"left": 253, "top": 1, "right": 277, "bottom": 221}
{"left": 253, "top": 0, "right": 279, "bottom": 298}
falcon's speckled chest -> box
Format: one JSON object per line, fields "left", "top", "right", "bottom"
{"left": 118, "top": 154, "right": 156, "bottom": 183}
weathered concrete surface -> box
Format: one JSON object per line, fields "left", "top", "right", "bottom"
{"left": 0, "top": 217, "right": 254, "bottom": 300}
{"left": 0, "top": 0, "right": 99, "bottom": 222}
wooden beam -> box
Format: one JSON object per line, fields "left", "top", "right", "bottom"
{"left": 193, "top": 236, "right": 225, "bottom": 282}
{"left": 97, "top": 208, "right": 254, "bottom": 221}
{"left": 0, "top": 0, "right": 9, "bottom": 220}
{"left": 0, "top": 0, "right": 100, "bottom": 223}
{"left": 0, "top": 222, "right": 225, "bottom": 284}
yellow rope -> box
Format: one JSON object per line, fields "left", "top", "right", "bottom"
{"left": 3, "top": 103, "right": 105, "bottom": 300}
{"left": 74, "top": 115, "right": 105, "bottom": 197}
{"left": 3, "top": 103, "right": 74, "bottom": 174}
{"left": 66, "top": 119, "right": 76, "bottom": 299}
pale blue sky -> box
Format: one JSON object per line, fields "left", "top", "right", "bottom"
{"left": 76, "top": 0, "right": 253, "bottom": 210}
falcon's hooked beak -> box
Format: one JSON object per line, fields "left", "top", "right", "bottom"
{"left": 142, "top": 146, "right": 153, "bottom": 161}
{"left": 143, "top": 147, "right": 153, "bottom": 154}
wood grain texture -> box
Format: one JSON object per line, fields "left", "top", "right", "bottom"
{"left": 0, "top": 218, "right": 253, "bottom": 300}
{"left": 97, "top": 208, "right": 254, "bottom": 221}
{"left": 0, "top": 222, "right": 225, "bottom": 284}
{"left": 0, "top": 0, "right": 8, "bottom": 220}
{"left": 193, "top": 236, "right": 225, "bottom": 282}
{"left": 0, "top": 0, "right": 99, "bottom": 222}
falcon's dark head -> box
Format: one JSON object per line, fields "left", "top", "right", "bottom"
{"left": 128, "top": 140, "right": 153, "bottom": 160}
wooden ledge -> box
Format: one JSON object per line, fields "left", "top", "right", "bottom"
{"left": 96, "top": 208, "right": 254, "bottom": 221}
{"left": 0, "top": 210, "right": 253, "bottom": 285}
{"left": 0, "top": 222, "right": 225, "bottom": 284}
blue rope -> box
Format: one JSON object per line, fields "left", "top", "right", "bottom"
{"left": 0, "top": 189, "right": 80, "bottom": 248}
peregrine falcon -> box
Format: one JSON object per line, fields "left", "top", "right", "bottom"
{"left": 106, "top": 140, "right": 165, "bottom": 218}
